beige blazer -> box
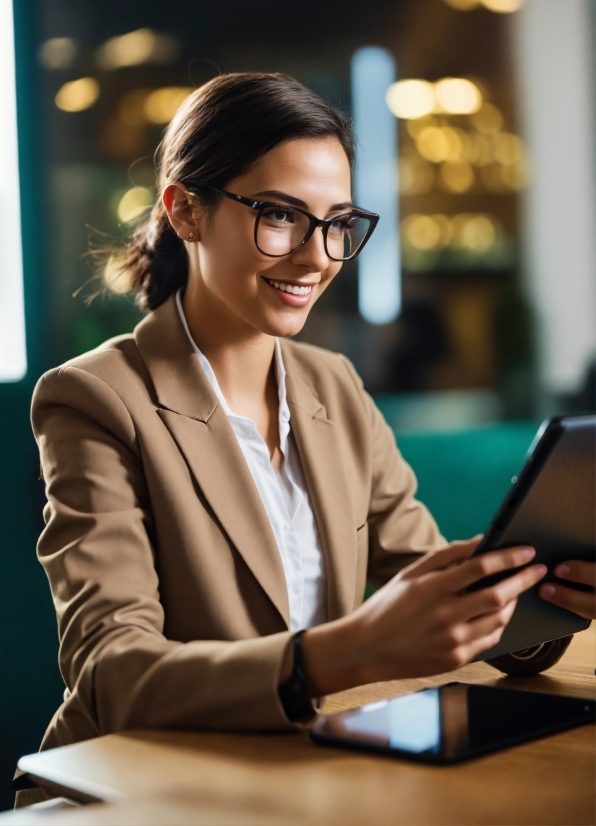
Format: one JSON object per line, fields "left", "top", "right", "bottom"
{"left": 31, "top": 294, "right": 444, "bottom": 752}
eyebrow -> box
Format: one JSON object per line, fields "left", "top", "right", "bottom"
{"left": 252, "top": 190, "right": 353, "bottom": 212}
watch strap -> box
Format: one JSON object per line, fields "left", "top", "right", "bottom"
{"left": 278, "top": 630, "right": 316, "bottom": 724}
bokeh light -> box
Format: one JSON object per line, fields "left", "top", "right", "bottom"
{"left": 386, "top": 79, "right": 435, "bottom": 120}
{"left": 55, "top": 77, "right": 100, "bottom": 112}
{"left": 443, "top": 0, "right": 524, "bottom": 10}
{"left": 402, "top": 212, "right": 502, "bottom": 255}
{"left": 103, "top": 253, "right": 131, "bottom": 294}
{"left": 435, "top": 78, "right": 482, "bottom": 115}
{"left": 38, "top": 37, "right": 78, "bottom": 69}
{"left": 117, "top": 187, "right": 154, "bottom": 223}
{"left": 482, "top": 0, "right": 524, "bottom": 12}
{"left": 440, "top": 160, "right": 475, "bottom": 193}
{"left": 144, "top": 87, "right": 194, "bottom": 123}
{"left": 96, "top": 29, "right": 179, "bottom": 70}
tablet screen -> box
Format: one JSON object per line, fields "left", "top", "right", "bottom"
{"left": 311, "top": 683, "right": 595, "bottom": 763}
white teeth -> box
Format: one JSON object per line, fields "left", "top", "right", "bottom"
{"left": 269, "top": 280, "right": 312, "bottom": 296}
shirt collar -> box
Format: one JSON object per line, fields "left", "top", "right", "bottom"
{"left": 175, "top": 290, "right": 291, "bottom": 447}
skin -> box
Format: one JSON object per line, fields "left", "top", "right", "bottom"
{"left": 163, "top": 135, "right": 590, "bottom": 697}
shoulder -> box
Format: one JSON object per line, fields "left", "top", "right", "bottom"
{"left": 31, "top": 334, "right": 149, "bottom": 442}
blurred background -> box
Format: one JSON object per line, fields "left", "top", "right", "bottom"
{"left": 1, "top": 0, "right": 595, "bottom": 810}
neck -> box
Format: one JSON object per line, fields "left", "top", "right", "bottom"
{"left": 181, "top": 278, "right": 276, "bottom": 412}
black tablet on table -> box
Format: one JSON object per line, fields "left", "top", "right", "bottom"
{"left": 470, "top": 413, "right": 595, "bottom": 660}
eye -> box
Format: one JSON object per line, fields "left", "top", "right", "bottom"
{"left": 329, "top": 214, "right": 354, "bottom": 233}
{"left": 261, "top": 206, "right": 295, "bottom": 225}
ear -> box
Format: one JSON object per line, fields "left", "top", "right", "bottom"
{"left": 162, "top": 182, "right": 200, "bottom": 242}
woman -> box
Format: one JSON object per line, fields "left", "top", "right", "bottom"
{"left": 29, "top": 73, "right": 594, "bottom": 760}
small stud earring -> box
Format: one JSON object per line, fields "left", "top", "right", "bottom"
{"left": 188, "top": 231, "right": 194, "bottom": 240}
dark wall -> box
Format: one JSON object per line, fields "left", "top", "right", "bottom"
{"left": 0, "top": 0, "right": 64, "bottom": 811}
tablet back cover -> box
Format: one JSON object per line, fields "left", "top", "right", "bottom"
{"left": 476, "top": 415, "right": 594, "bottom": 659}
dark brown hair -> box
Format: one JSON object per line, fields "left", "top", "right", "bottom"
{"left": 116, "top": 72, "right": 354, "bottom": 311}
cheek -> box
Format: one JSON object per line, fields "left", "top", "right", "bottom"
{"left": 200, "top": 218, "right": 260, "bottom": 289}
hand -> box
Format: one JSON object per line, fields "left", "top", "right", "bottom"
{"left": 539, "top": 560, "right": 596, "bottom": 619}
{"left": 301, "top": 538, "right": 547, "bottom": 695}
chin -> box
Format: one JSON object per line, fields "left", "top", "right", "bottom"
{"left": 260, "top": 310, "right": 309, "bottom": 339}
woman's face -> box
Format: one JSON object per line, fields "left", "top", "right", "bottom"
{"left": 171, "top": 137, "right": 352, "bottom": 339}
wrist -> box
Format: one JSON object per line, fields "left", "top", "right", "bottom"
{"left": 301, "top": 612, "right": 371, "bottom": 696}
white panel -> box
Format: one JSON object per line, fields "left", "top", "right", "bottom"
{"left": 513, "top": 0, "right": 596, "bottom": 393}
{"left": 0, "top": 0, "right": 26, "bottom": 381}
{"left": 351, "top": 47, "right": 401, "bottom": 325}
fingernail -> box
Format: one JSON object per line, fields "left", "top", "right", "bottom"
{"left": 556, "top": 564, "right": 570, "bottom": 577}
{"left": 541, "top": 584, "right": 556, "bottom": 598}
{"left": 520, "top": 548, "right": 536, "bottom": 561}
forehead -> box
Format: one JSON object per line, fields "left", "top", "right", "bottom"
{"left": 237, "top": 137, "right": 352, "bottom": 204}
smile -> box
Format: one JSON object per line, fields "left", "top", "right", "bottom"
{"left": 262, "top": 277, "right": 314, "bottom": 296}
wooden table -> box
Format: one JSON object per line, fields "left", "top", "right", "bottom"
{"left": 7, "top": 626, "right": 595, "bottom": 826}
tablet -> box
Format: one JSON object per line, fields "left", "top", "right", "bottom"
{"left": 310, "top": 683, "right": 595, "bottom": 763}
{"left": 470, "top": 414, "right": 595, "bottom": 660}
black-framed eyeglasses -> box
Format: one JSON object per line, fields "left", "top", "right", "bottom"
{"left": 183, "top": 185, "right": 379, "bottom": 261}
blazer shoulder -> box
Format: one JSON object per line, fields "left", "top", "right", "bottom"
{"left": 32, "top": 335, "right": 148, "bottom": 443}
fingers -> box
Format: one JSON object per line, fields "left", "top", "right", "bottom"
{"left": 554, "top": 560, "right": 596, "bottom": 588}
{"left": 399, "top": 536, "right": 482, "bottom": 581}
{"left": 435, "top": 545, "right": 538, "bottom": 593}
{"left": 441, "top": 563, "right": 545, "bottom": 624}
{"left": 437, "top": 602, "right": 517, "bottom": 670}
{"left": 540, "top": 582, "right": 596, "bottom": 620}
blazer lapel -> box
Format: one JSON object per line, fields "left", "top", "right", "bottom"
{"left": 134, "top": 297, "right": 290, "bottom": 627}
{"left": 282, "top": 342, "right": 359, "bottom": 621}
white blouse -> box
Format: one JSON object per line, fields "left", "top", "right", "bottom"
{"left": 176, "top": 291, "right": 328, "bottom": 631}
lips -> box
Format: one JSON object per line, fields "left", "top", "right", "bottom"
{"left": 262, "top": 276, "right": 316, "bottom": 307}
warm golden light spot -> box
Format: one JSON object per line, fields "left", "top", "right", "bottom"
{"left": 454, "top": 214, "right": 498, "bottom": 252}
{"left": 442, "top": 0, "right": 523, "bottom": 9}
{"left": 55, "top": 77, "right": 100, "bottom": 112}
{"left": 144, "top": 87, "right": 194, "bottom": 124}
{"left": 416, "top": 127, "right": 451, "bottom": 163}
{"left": 435, "top": 78, "right": 482, "bottom": 115}
{"left": 117, "top": 187, "right": 154, "bottom": 223}
{"left": 96, "top": 29, "right": 179, "bottom": 70}
{"left": 440, "top": 161, "right": 475, "bottom": 193}
{"left": 494, "top": 132, "right": 525, "bottom": 165}
{"left": 39, "top": 37, "right": 78, "bottom": 69}
{"left": 500, "top": 160, "right": 531, "bottom": 190}
{"left": 482, "top": 0, "right": 524, "bottom": 12}
{"left": 103, "top": 254, "right": 131, "bottom": 295}
{"left": 470, "top": 103, "right": 504, "bottom": 135}
{"left": 401, "top": 215, "right": 443, "bottom": 251}
{"left": 386, "top": 79, "right": 436, "bottom": 120}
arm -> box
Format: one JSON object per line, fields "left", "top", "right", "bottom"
{"left": 33, "top": 366, "right": 295, "bottom": 737}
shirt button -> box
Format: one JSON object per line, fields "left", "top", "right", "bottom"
{"left": 292, "top": 582, "right": 300, "bottom": 593}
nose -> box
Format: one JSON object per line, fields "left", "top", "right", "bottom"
{"left": 290, "top": 225, "right": 330, "bottom": 272}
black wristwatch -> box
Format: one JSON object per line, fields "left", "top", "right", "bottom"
{"left": 278, "top": 630, "right": 316, "bottom": 723}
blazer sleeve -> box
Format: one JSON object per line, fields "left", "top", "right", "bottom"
{"left": 32, "top": 366, "right": 298, "bottom": 739}
{"left": 339, "top": 357, "right": 446, "bottom": 588}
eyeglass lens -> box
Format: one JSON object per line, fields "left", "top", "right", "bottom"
{"left": 256, "top": 206, "right": 371, "bottom": 260}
